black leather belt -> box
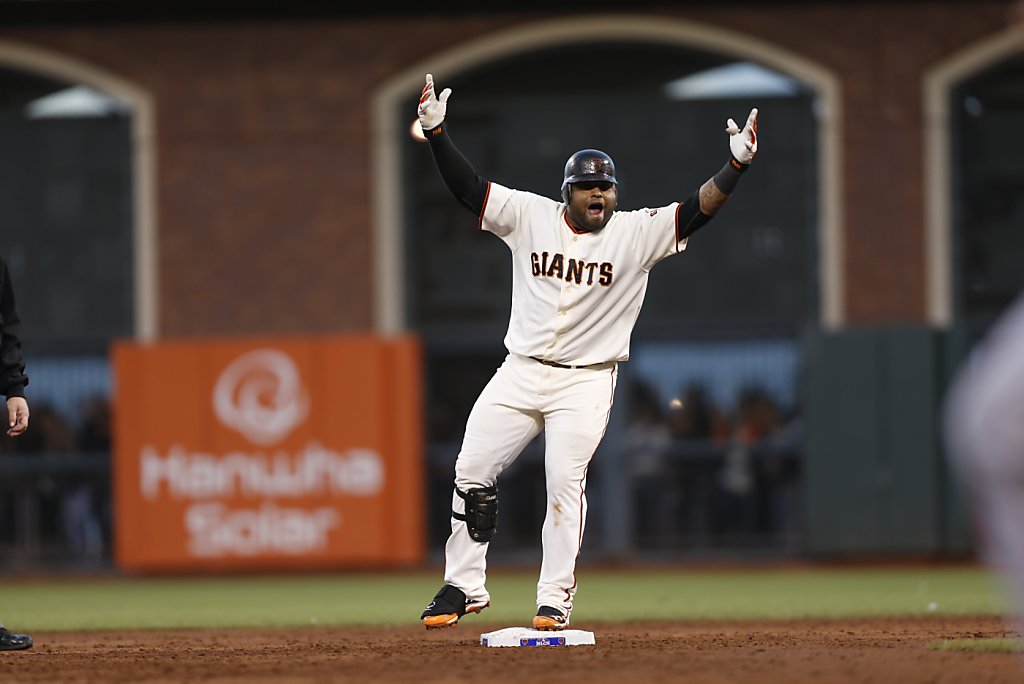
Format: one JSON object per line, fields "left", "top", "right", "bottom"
{"left": 530, "top": 356, "right": 610, "bottom": 370}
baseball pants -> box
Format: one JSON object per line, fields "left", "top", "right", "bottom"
{"left": 443, "top": 353, "right": 618, "bottom": 616}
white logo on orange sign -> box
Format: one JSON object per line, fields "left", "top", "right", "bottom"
{"left": 186, "top": 502, "right": 340, "bottom": 557}
{"left": 213, "top": 349, "right": 309, "bottom": 445}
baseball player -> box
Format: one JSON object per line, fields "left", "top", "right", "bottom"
{"left": 416, "top": 73, "right": 758, "bottom": 630}
{"left": 0, "top": 254, "right": 33, "bottom": 651}
{"left": 945, "top": 290, "right": 1024, "bottom": 638}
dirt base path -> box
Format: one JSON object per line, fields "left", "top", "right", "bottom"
{"left": 1, "top": 615, "right": 1020, "bottom": 683}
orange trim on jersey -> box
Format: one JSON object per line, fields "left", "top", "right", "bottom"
{"left": 674, "top": 202, "right": 684, "bottom": 252}
{"left": 477, "top": 181, "right": 493, "bottom": 231}
{"left": 562, "top": 211, "right": 590, "bottom": 235}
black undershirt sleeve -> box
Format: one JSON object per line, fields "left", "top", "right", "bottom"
{"left": 424, "top": 124, "right": 488, "bottom": 216}
{"left": 0, "top": 256, "right": 28, "bottom": 398}
{"left": 676, "top": 191, "right": 712, "bottom": 240}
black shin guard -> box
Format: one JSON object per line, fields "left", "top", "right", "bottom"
{"left": 453, "top": 486, "right": 498, "bottom": 542}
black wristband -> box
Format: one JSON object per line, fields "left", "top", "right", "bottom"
{"left": 712, "top": 157, "right": 748, "bottom": 195}
{"left": 729, "top": 156, "right": 749, "bottom": 173}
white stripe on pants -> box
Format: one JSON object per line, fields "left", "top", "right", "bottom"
{"left": 443, "top": 353, "right": 617, "bottom": 616}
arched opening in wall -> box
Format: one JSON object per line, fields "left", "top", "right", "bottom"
{"left": 0, "top": 66, "right": 133, "bottom": 415}
{"left": 1, "top": 68, "right": 134, "bottom": 354}
{"left": 0, "top": 64, "right": 134, "bottom": 566}
{"left": 950, "top": 52, "right": 1024, "bottom": 338}
{"left": 399, "top": 42, "right": 819, "bottom": 559}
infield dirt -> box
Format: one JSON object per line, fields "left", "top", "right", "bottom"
{"left": 1, "top": 615, "right": 1019, "bottom": 683}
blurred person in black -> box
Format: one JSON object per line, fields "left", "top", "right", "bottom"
{"left": 624, "top": 381, "right": 672, "bottom": 546}
{"left": 0, "top": 253, "right": 33, "bottom": 651}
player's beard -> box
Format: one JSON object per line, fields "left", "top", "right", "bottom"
{"left": 567, "top": 198, "right": 615, "bottom": 232}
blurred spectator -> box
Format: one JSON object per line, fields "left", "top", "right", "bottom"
{"left": 61, "top": 476, "right": 104, "bottom": 564}
{"left": 668, "top": 385, "right": 712, "bottom": 441}
{"left": 9, "top": 403, "right": 75, "bottom": 552}
{"left": 732, "top": 386, "right": 782, "bottom": 445}
{"left": 9, "top": 401, "right": 105, "bottom": 563}
{"left": 759, "top": 404, "right": 803, "bottom": 546}
{"left": 11, "top": 403, "right": 75, "bottom": 454}
{"left": 626, "top": 380, "right": 671, "bottom": 477}
{"left": 624, "top": 381, "right": 673, "bottom": 546}
{"left": 619, "top": 374, "right": 804, "bottom": 551}
{"left": 65, "top": 395, "right": 110, "bottom": 562}
{"left": 428, "top": 398, "right": 458, "bottom": 444}
{"left": 712, "top": 387, "right": 783, "bottom": 543}
{"left": 77, "top": 395, "right": 111, "bottom": 453}
{"left": 626, "top": 380, "right": 804, "bottom": 548}
{"left": 75, "top": 395, "right": 111, "bottom": 557}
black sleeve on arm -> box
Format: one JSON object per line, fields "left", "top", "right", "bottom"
{"left": 0, "top": 257, "right": 28, "bottom": 398}
{"left": 676, "top": 190, "right": 713, "bottom": 240}
{"left": 424, "top": 124, "right": 488, "bottom": 216}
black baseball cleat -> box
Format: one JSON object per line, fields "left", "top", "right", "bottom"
{"left": 420, "top": 584, "right": 489, "bottom": 630}
{"left": 532, "top": 605, "right": 568, "bottom": 631}
{"left": 0, "top": 627, "right": 33, "bottom": 651}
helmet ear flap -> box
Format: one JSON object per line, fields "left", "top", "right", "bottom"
{"left": 561, "top": 182, "right": 570, "bottom": 205}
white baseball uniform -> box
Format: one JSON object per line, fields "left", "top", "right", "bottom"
{"left": 444, "top": 181, "right": 689, "bottom": 617}
{"left": 945, "top": 291, "right": 1024, "bottom": 633}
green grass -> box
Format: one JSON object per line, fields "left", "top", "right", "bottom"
{"left": 0, "top": 566, "right": 1006, "bottom": 632}
{"left": 928, "top": 638, "right": 1024, "bottom": 654}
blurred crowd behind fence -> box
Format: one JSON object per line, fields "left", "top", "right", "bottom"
{"left": 3, "top": 327, "right": 974, "bottom": 571}
{"left": 1, "top": 342, "right": 808, "bottom": 570}
{"left": 0, "top": 358, "right": 111, "bottom": 571}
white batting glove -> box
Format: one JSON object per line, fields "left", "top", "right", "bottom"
{"left": 418, "top": 73, "right": 451, "bottom": 131}
{"left": 726, "top": 108, "right": 758, "bottom": 165}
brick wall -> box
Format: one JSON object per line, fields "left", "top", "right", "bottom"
{"left": 0, "top": 2, "right": 1017, "bottom": 333}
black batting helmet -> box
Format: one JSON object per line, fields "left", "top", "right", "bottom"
{"left": 561, "top": 149, "right": 617, "bottom": 204}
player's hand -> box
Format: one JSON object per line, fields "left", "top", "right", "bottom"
{"left": 6, "top": 396, "right": 29, "bottom": 437}
{"left": 418, "top": 73, "right": 451, "bottom": 131}
{"left": 726, "top": 108, "right": 758, "bottom": 165}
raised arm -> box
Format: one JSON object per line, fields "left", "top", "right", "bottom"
{"left": 677, "top": 108, "right": 759, "bottom": 239}
{"left": 418, "top": 74, "right": 488, "bottom": 216}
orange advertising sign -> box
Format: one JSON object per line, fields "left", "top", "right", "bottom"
{"left": 112, "top": 335, "right": 424, "bottom": 571}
